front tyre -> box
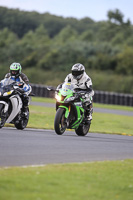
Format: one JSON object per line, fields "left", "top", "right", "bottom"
{"left": 0, "top": 104, "right": 6, "bottom": 129}
{"left": 15, "top": 108, "right": 29, "bottom": 130}
{"left": 54, "top": 108, "right": 67, "bottom": 135}
{"left": 75, "top": 123, "right": 90, "bottom": 136}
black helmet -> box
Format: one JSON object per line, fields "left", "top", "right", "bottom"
{"left": 71, "top": 63, "right": 85, "bottom": 80}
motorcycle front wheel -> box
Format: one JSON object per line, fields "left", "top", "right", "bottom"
{"left": 54, "top": 108, "right": 67, "bottom": 135}
{"left": 0, "top": 104, "right": 6, "bottom": 129}
{"left": 75, "top": 123, "right": 90, "bottom": 136}
{"left": 15, "top": 108, "right": 29, "bottom": 130}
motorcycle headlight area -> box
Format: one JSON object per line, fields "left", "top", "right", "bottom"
{"left": 55, "top": 94, "right": 62, "bottom": 101}
{"left": 3, "top": 91, "right": 12, "bottom": 96}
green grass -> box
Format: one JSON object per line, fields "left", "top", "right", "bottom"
{"left": 0, "top": 160, "right": 133, "bottom": 200}
{"left": 31, "top": 97, "right": 56, "bottom": 104}
{"left": 91, "top": 112, "right": 133, "bottom": 135}
{"left": 28, "top": 105, "right": 55, "bottom": 129}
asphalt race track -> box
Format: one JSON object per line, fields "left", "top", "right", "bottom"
{"left": 0, "top": 127, "right": 133, "bottom": 167}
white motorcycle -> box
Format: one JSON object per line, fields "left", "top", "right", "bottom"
{"left": 0, "top": 79, "right": 30, "bottom": 129}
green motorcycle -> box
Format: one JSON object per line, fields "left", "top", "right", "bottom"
{"left": 54, "top": 82, "right": 91, "bottom": 136}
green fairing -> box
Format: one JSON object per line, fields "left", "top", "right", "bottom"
{"left": 64, "top": 93, "right": 73, "bottom": 100}
{"left": 59, "top": 105, "right": 69, "bottom": 118}
{"left": 59, "top": 105, "right": 84, "bottom": 129}
{"left": 58, "top": 88, "right": 73, "bottom": 103}
{"left": 71, "top": 106, "right": 84, "bottom": 128}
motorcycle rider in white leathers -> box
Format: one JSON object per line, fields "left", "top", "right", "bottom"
{"left": 0, "top": 63, "right": 32, "bottom": 126}
{"left": 57, "top": 63, "right": 94, "bottom": 123}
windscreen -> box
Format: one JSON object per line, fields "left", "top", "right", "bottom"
{"left": 61, "top": 82, "right": 75, "bottom": 96}
{"left": 0, "top": 78, "right": 15, "bottom": 87}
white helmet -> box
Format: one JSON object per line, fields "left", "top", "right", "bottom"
{"left": 71, "top": 63, "right": 85, "bottom": 80}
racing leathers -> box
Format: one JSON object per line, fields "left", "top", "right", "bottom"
{"left": 58, "top": 72, "right": 94, "bottom": 121}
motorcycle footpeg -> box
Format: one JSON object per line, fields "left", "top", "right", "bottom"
{"left": 85, "top": 120, "right": 91, "bottom": 125}
{"left": 21, "top": 112, "right": 28, "bottom": 119}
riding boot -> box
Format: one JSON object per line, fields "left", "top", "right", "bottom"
{"left": 21, "top": 94, "right": 29, "bottom": 117}
{"left": 85, "top": 103, "right": 93, "bottom": 123}
{"left": 22, "top": 106, "right": 28, "bottom": 118}
{"left": 85, "top": 110, "right": 92, "bottom": 121}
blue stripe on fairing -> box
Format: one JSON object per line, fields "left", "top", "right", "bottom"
{"left": 23, "top": 84, "right": 30, "bottom": 92}
{"left": 11, "top": 77, "right": 30, "bottom": 92}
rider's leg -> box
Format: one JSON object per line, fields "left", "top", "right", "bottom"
{"left": 84, "top": 100, "right": 93, "bottom": 121}
{"left": 21, "top": 94, "right": 29, "bottom": 114}
{"left": 86, "top": 102, "right": 93, "bottom": 120}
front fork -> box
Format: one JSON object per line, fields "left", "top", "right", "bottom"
{"left": 58, "top": 105, "right": 70, "bottom": 127}
{"left": 0, "top": 102, "right": 8, "bottom": 126}
{"left": 58, "top": 104, "right": 84, "bottom": 129}
{"left": 0, "top": 101, "right": 9, "bottom": 114}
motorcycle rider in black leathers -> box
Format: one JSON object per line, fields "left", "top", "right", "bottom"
{"left": 57, "top": 63, "right": 94, "bottom": 123}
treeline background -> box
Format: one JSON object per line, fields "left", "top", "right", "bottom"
{"left": 0, "top": 6, "right": 133, "bottom": 93}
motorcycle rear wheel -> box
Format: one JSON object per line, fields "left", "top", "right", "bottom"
{"left": 75, "top": 123, "right": 90, "bottom": 136}
{"left": 14, "top": 108, "right": 29, "bottom": 130}
{"left": 54, "top": 108, "right": 67, "bottom": 135}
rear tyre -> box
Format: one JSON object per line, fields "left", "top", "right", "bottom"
{"left": 75, "top": 123, "right": 90, "bottom": 136}
{"left": 54, "top": 108, "right": 67, "bottom": 135}
{"left": 15, "top": 108, "right": 29, "bottom": 130}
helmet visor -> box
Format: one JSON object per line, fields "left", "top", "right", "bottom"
{"left": 72, "top": 70, "right": 84, "bottom": 77}
{"left": 10, "top": 70, "right": 19, "bottom": 76}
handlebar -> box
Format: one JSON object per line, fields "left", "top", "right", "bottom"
{"left": 47, "top": 87, "right": 56, "bottom": 92}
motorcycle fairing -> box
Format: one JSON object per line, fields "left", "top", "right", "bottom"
{"left": 71, "top": 106, "right": 84, "bottom": 129}
{"left": 6, "top": 95, "right": 22, "bottom": 123}
{"left": 59, "top": 105, "right": 69, "bottom": 118}
{"left": 59, "top": 104, "right": 84, "bottom": 129}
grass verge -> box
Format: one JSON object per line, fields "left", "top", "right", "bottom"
{"left": 0, "top": 160, "right": 133, "bottom": 200}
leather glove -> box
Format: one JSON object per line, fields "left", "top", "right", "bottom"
{"left": 16, "top": 87, "right": 24, "bottom": 94}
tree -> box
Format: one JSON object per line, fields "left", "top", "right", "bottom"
{"left": 53, "top": 25, "right": 78, "bottom": 44}
{"left": 107, "top": 9, "right": 124, "bottom": 24}
{"left": 116, "top": 47, "right": 133, "bottom": 75}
